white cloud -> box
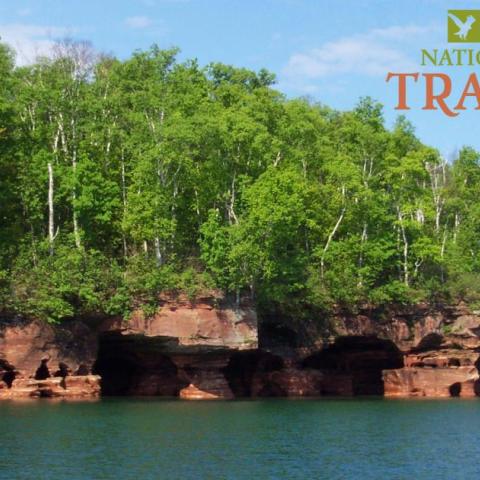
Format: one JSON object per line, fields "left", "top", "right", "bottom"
{"left": 124, "top": 16, "right": 168, "bottom": 36}
{"left": 125, "top": 16, "right": 152, "bottom": 29}
{"left": 368, "top": 24, "right": 441, "bottom": 41}
{"left": 277, "top": 78, "right": 346, "bottom": 96}
{"left": 283, "top": 24, "right": 440, "bottom": 80}
{"left": 0, "top": 24, "right": 73, "bottom": 65}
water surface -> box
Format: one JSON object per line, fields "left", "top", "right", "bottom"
{"left": 0, "top": 398, "right": 478, "bottom": 479}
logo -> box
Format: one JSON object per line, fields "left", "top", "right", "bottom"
{"left": 386, "top": 10, "right": 480, "bottom": 117}
{"left": 448, "top": 10, "right": 480, "bottom": 42}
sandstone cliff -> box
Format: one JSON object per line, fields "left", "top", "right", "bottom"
{"left": 0, "top": 296, "right": 257, "bottom": 400}
{"left": 1, "top": 299, "right": 480, "bottom": 399}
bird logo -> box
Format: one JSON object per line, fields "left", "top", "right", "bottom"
{"left": 448, "top": 10, "right": 480, "bottom": 42}
{"left": 448, "top": 12, "right": 475, "bottom": 40}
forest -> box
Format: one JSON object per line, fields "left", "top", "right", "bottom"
{"left": 0, "top": 40, "right": 480, "bottom": 324}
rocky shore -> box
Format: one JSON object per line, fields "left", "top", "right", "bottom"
{"left": 1, "top": 298, "right": 480, "bottom": 400}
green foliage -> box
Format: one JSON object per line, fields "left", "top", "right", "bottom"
{"left": 447, "top": 273, "right": 480, "bottom": 309}
{"left": 1, "top": 40, "right": 480, "bottom": 326}
{"left": 9, "top": 244, "right": 124, "bottom": 322}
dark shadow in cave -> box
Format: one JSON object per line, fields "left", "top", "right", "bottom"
{"left": 259, "top": 322, "right": 299, "bottom": 349}
{"left": 53, "top": 362, "right": 70, "bottom": 378}
{"left": 93, "top": 333, "right": 188, "bottom": 396}
{"left": 256, "top": 382, "right": 287, "bottom": 397}
{"left": 413, "top": 333, "right": 444, "bottom": 353}
{"left": 0, "top": 360, "right": 16, "bottom": 388}
{"left": 473, "top": 356, "right": 480, "bottom": 397}
{"left": 93, "top": 353, "right": 139, "bottom": 395}
{"left": 75, "top": 364, "right": 89, "bottom": 376}
{"left": 223, "top": 351, "right": 284, "bottom": 397}
{"left": 449, "top": 382, "right": 461, "bottom": 397}
{"left": 34, "top": 359, "right": 50, "bottom": 380}
{"left": 448, "top": 358, "right": 461, "bottom": 367}
{"left": 302, "top": 336, "right": 404, "bottom": 395}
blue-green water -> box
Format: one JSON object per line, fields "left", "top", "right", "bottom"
{"left": 0, "top": 398, "right": 479, "bottom": 479}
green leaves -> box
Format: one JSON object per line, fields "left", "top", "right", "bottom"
{"left": 8, "top": 245, "right": 124, "bottom": 323}
{"left": 2, "top": 41, "right": 480, "bottom": 324}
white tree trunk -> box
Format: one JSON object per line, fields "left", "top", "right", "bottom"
{"left": 71, "top": 120, "right": 81, "bottom": 250}
{"left": 48, "top": 162, "right": 55, "bottom": 255}
{"left": 121, "top": 153, "right": 128, "bottom": 260}
{"left": 397, "top": 208, "right": 409, "bottom": 286}
{"left": 321, "top": 207, "right": 346, "bottom": 279}
{"left": 154, "top": 237, "right": 163, "bottom": 267}
{"left": 453, "top": 212, "right": 460, "bottom": 243}
{"left": 357, "top": 222, "right": 368, "bottom": 287}
{"left": 227, "top": 174, "right": 238, "bottom": 225}
{"left": 426, "top": 161, "right": 445, "bottom": 233}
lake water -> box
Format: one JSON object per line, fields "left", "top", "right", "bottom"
{"left": 0, "top": 398, "right": 479, "bottom": 479}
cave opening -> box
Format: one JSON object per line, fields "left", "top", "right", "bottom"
{"left": 413, "top": 333, "right": 444, "bottom": 353}
{"left": 0, "top": 360, "right": 16, "bottom": 388}
{"left": 473, "top": 357, "right": 480, "bottom": 397}
{"left": 90, "top": 332, "right": 406, "bottom": 398}
{"left": 223, "top": 351, "right": 284, "bottom": 397}
{"left": 93, "top": 333, "right": 188, "bottom": 396}
{"left": 449, "top": 382, "right": 461, "bottom": 397}
{"left": 302, "top": 336, "right": 404, "bottom": 396}
{"left": 259, "top": 322, "right": 299, "bottom": 349}
{"left": 76, "top": 364, "right": 89, "bottom": 375}
{"left": 53, "top": 362, "right": 70, "bottom": 378}
{"left": 34, "top": 359, "right": 51, "bottom": 380}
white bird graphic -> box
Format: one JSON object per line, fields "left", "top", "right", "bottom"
{"left": 448, "top": 12, "right": 476, "bottom": 40}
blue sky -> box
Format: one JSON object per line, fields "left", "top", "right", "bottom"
{"left": 1, "top": 0, "right": 480, "bottom": 157}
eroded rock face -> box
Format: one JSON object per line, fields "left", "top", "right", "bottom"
{"left": 0, "top": 375, "right": 101, "bottom": 399}
{"left": 0, "top": 318, "right": 97, "bottom": 380}
{"left": 101, "top": 297, "right": 258, "bottom": 351}
{"left": 93, "top": 298, "right": 258, "bottom": 399}
{"left": 224, "top": 338, "right": 404, "bottom": 398}
{"left": 3, "top": 301, "right": 480, "bottom": 399}
{"left": 382, "top": 310, "right": 480, "bottom": 398}
{"left": 252, "top": 367, "right": 324, "bottom": 397}
{"left": 0, "top": 297, "right": 258, "bottom": 400}
{"left": 299, "top": 336, "right": 404, "bottom": 396}
{"left": 93, "top": 332, "right": 237, "bottom": 398}
{"left": 383, "top": 367, "right": 479, "bottom": 397}
{"left": 0, "top": 317, "right": 100, "bottom": 399}
{"left": 332, "top": 305, "right": 451, "bottom": 351}
{"left": 179, "top": 383, "right": 226, "bottom": 400}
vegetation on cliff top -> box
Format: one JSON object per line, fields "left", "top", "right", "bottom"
{"left": 1, "top": 40, "right": 480, "bottom": 323}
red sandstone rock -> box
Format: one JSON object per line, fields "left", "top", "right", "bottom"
{"left": 383, "top": 366, "right": 479, "bottom": 397}
{"left": 331, "top": 303, "right": 477, "bottom": 351}
{"left": 102, "top": 300, "right": 257, "bottom": 351}
{"left": 321, "top": 372, "right": 355, "bottom": 396}
{"left": 252, "top": 368, "right": 324, "bottom": 397}
{"left": 63, "top": 375, "right": 101, "bottom": 397}
{"left": 173, "top": 354, "right": 234, "bottom": 399}
{"left": 450, "top": 314, "right": 480, "bottom": 337}
{"left": 179, "top": 383, "right": 225, "bottom": 400}
{"left": 3, "top": 301, "right": 480, "bottom": 400}
{"left": 1, "top": 297, "right": 256, "bottom": 400}
{"left": 92, "top": 298, "right": 256, "bottom": 398}
{"left": 0, "top": 375, "right": 100, "bottom": 399}
{"left": 0, "top": 319, "right": 97, "bottom": 381}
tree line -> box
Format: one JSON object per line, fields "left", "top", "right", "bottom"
{"left": 0, "top": 40, "right": 479, "bottom": 323}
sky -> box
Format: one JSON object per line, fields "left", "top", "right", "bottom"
{"left": 1, "top": 0, "right": 480, "bottom": 157}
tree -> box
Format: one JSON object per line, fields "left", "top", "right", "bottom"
{"left": 1, "top": 40, "right": 480, "bottom": 323}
